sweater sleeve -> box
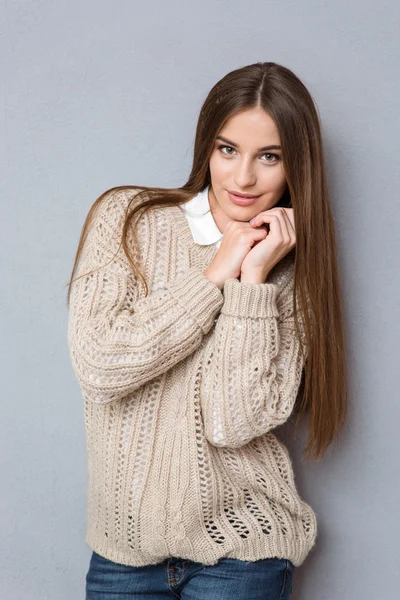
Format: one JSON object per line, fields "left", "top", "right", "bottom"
{"left": 67, "top": 189, "right": 224, "bottom": 404}
{"left": 199, "top": 274, "right": 307, "bottom": 448}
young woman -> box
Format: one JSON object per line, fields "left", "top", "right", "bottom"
{"left": 67, "top": 61, "right": 348, "bottom": 599}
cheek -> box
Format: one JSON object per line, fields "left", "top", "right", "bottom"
{"left": 208, "top": 153, "right": 218, "bottom": 174}
{"left": 265, "top": 166, "right": 286, "bottom": 190}
{"left": 209, "top": 154, "right": 231, "bottom": 177}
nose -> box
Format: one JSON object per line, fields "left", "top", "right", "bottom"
{"left": 233, "top": 157, "right": 257, "bottom": 189}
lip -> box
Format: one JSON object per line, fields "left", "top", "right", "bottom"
{"left": 228, "top": 191, "right": 260, "bottom": 206}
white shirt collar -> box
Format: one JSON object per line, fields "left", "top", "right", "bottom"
{"left": 181, "top": 185, "right": 223, "bottom": 247}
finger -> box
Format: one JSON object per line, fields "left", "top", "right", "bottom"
{"left": 273, "top": 210, "right": 292, "bottom": 245}
{"left": 250, "top": 209, "right": 290, "bottom": 242}
{"left": 252, "top": 207, "right": 293, "bottom": 224}
{"left": 280, "top": 208, "right": 296, "bottom": 239}
{"left": 252, "top": 212, "right": 286, "bottom": 243}
{"left": 251, "top": 208, "right": 295, "bottom": 245}
{"left": 283, "top": 208, "right": 295, "bottom": 235}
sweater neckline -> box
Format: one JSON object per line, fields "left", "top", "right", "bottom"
{"left": 170, "top": 203, "right": 221, "bottom": 260}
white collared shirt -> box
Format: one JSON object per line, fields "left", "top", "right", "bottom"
{"left": 181, "top": 185, "right": 223, "bottom": 249}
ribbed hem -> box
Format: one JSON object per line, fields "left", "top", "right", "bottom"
{"left": 85, "top": 518, "right": 316, "bottom": 568}
{"left": 167, "top": 266, "right": 224, "bottom": 333}
{"left": 221, "top": 278, "right": 280, "bottom": 318}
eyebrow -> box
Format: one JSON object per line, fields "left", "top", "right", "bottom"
{"left": 216, "top": 135, "right": 281, "bottom": 151}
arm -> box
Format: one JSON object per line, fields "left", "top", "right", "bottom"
{"left": 67, "top": 189, "right": 224, "bottom": 404}
{"left": 199, "top": 273, "right": 307, "bottom": 448}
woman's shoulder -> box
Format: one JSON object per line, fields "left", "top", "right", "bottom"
{"left": 96, "top": 186, "right": 176, "bottom": 224}
{"left": 95, "top": 186, "right": 145, "bottom": 222}
{"left": 80, "top": 187, "right": 148, "bottom": 262}
{"left": 92, "top": 186, "right": 180, "bottom": 258}
{"left": 92, "top": 186, "right": 169, "bottom": 242}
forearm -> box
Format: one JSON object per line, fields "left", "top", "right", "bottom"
{"left": 200, "top": 275, "right": 306, "bottom": 448}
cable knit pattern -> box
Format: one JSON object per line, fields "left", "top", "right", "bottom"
{"left": 67, "top": 187, "right": 317, "bottom": 568}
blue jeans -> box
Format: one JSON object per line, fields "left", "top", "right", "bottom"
{"left": 86, "top": 550, "right": 294, "bottom": 599}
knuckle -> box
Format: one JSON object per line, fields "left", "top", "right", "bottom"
{"left": 272, "top": 207, "right": 285, "bottom": 215}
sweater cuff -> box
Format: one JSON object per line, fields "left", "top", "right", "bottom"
{"left": 221, "top": 277, "right": 280, "bottom": 318}
{"left": 167, "top": 266, "right": 224, "bottom": 333}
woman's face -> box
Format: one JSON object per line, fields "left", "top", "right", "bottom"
{"left": 208, "top": 107, "right": 287, "bottom": 227}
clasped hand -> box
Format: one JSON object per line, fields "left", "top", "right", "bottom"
{"left": 240, "top": 207, "right": 296, "bottom": 283}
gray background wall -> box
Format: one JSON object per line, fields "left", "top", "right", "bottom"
{"left": 2, "top": 1, "right": 399, "bottom": 598}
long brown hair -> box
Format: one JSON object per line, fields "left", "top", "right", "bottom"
{"left": 66, "top": 61, "right": 348, "bottom": 461}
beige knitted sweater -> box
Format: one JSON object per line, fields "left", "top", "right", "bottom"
{"left": 67, "top": 187, "right": 317, "bottom": 568}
